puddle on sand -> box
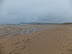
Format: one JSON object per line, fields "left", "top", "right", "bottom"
{"left": 0, "top": 26, "right": 3, "bottom": 28}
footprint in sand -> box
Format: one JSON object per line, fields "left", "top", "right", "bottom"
{"left": 9, "top": 52, "right": 12, "bottom": 54}
{"left": 67, "top": 49, "right": 72, "bottom": 52}
{"left": 13, "top": 50, "right": 16, "bottom": 52}
{"left": 32, "top": 37, "right": 36, "bottom": 39}
{"left": 65, "top": 45, "right": 69, "bottom": 47}
{"left": 26, "top": 39, "right": 30, "bottom": 43}
{"left": 16, "top": 46, "right": 18, "bottom": 49}
{"left": 22, "top": 46, "right": 26, "bottom": 49}
{"left": 61, "top": 53, "right": 64, "bottom": 54}
{"left": 9, "top": 50, "right": 16, "bottom": 54}
{"left": 14, "top": 42, "right": 20, "bottom": 45}
{"left": 0, "top": 43, "right": 4, "bottom": 45}
{"left": 69, "top": 43, "right": 71, "bottom": 44}
{"left": 37, "top": 37, "right": 41, "bottom": 40}
{"left": 22, "top": 40, "right": 25, "bottom": 41}
{"left": 1, "top": 46, "right": 5, "bottom": 48}
{"left": 64, "top": 35, "right": 67, "bottom": 39}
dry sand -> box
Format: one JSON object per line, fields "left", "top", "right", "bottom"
{"left": 0, "top": 25, "right": 72, "bottom": 54}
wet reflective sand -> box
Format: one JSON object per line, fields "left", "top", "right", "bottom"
{"left": 0, "top": 25, "right": 56, "bottom": 37}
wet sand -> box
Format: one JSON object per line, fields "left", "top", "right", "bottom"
{"left": 0, "top": 25, "right": 56, "bottom": 37}
{"left": 0, "top": 25, "right": 72, "bottom": 54}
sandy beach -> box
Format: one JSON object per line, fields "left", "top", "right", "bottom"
{"left": 0, "top": 24, "right": 72, "bottom": 54}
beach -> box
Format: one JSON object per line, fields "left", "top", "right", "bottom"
{"left": 0, "top": 24, "right": 72, "bottom": 54}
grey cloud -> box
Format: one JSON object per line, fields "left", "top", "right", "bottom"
{"left": 0, "top": 0, "right": 72, "bottom": 24}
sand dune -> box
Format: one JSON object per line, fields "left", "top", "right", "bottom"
{"left": 0, "top": 25, "right": 72, "bottom": 54}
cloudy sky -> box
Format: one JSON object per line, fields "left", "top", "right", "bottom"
{"left": 0, "top": 0, "right": 72, "bottom": 24}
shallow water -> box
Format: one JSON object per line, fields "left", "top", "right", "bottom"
{"left": 0, "top": 25, "right": 57, "bottom": 37}
{"left": 0, "top": 26, "right": 4, "bottom": 28}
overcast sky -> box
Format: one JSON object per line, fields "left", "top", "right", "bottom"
{"left": 0, "top": 0, "right": 72, "bottom": 24}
